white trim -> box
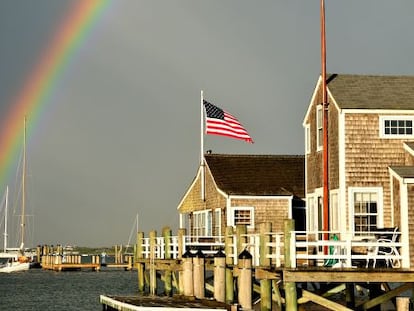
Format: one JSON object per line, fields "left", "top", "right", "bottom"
{"left": 343, "top": 109, "right": 414, "bottom": 115}
{"left": 305, "top": 124, "right": 311, "bottom": 154}
{"left": 348, "top": 187, "right": 384, "bottom": 234}
{"left": 316, "top": 105, "right": 323, "bottom": 151}
{"left": 303, "top": 76, "right": 322, "bottom": 126}
{"left": 177, "top": 167, "right": 202, "bottom": 210}
{"left": 379, "top": 115, "right": 414, "bottom": 139}
{"left": 400, "top": 183, "right": 410, "bottom": 268}
{"left": 389, "top": 172, "right": 394, "bottom": 225}
{"left": 214, "top": 208, "right": 221, "bottom": 236}
{"left": 389, "top": 167, "right": 414, "bottom": 184}
{"left": 329, "top": 189, "right": 339, "bottom": 231}
{"left": 228, "top": 195, "right": 293, "bottom": 200}
{"left": 338, "top": 111, "right": 347, "bottom": 231}
{"left": 403, "top": 142, "right": 414, "bottom": 157}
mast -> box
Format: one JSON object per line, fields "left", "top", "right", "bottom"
{"left": 20, "top": 117, "right": 27, "bottom": 251}
{"left": 3, "top": 186, "right": 8, "bottom": 252}
{"left": 321, "top": 0, "right": 330, "bottom": 238}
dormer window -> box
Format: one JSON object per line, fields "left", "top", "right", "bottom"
{"left": 380, "top": 116, "right": 414, "bottom": 138}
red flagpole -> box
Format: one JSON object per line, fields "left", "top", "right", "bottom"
{"left": 321, "top": 0, "right": 330, "bottom": 244}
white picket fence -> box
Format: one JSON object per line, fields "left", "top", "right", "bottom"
{"left": 137, "top": 230, "right": 403, "bottom": 268}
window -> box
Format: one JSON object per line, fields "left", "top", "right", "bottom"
{"left": 316, "top": 105, "right": 323, "bottom": 150}
{"left": 305, "top": 125, "right": 311, "bottom": 154}
{"left": 193, "top": 210, "right": 211, "bottom": 237}
{"left": 380, "top": 116, "right": 414, "bottom": 138}
{"left": 349, "top": 188, "right": 383, "bottom": 235}
{"left": 229, "top": 207, "right": 254, "bottom": 229}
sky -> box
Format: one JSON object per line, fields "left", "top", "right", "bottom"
{"left": 1, "top": 1, "right": 414, "bottom": 248}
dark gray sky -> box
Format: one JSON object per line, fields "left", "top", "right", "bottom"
{"left": 1, "top": 1, "right": 414, "bottom": 247}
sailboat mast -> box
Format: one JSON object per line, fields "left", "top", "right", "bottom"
{"left": 3, "top": 186, "right": 8, "bottom": 252}
{"left": 20, "top": 117, "right": 27, "bottom": 251}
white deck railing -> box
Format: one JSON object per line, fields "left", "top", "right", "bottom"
{"left": 137, "top": 230, "right": 403, "bottom": 269}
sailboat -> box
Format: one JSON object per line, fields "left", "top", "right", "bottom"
{"left": 0, "top": 118, "right": 31, "bottom": 273}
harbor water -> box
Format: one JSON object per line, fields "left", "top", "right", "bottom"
{"left": 0, "top": 268, "right": 138, "bottom": 310}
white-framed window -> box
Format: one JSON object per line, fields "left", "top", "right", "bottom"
{"left": 214, "top": 208, "right": 221, "bottom": 236}
{"left": 305, "top": 124, "right": 311, "bottom": 154}
{"left": 349, "top": 187, "right": 383, "bottom": 235}
{"left": 228, "top": 207, "right": 254, "bottom": 229}
{"left": 379, "top": 116, "right": 414, "bottom": 138}
{"left": 193, "top": 210, "right": 212, "bottom": 237}
{"left": 316, "top": 105, "right": 323, "bottom": 150}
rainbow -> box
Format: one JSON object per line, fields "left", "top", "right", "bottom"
{"left": 0, "top": 0, "right": 110, "bottom": 191}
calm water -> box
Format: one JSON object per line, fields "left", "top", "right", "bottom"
{"left": 0, "top": 268, "right": 138, "bottom": 310}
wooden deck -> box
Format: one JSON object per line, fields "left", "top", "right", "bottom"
{"left": 100, "top": 295, "right": 231, "bottom": 310}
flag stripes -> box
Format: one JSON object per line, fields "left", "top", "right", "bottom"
{"left": 203, "top": 100, "right": 253, "bottom": 143}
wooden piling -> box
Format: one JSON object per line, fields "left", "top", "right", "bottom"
{"left": 193, "top": 249, "right": 205, "bottom": 299}
{"left": 214, "top": 249, "right": 226, "bottom": 303}
{"left": 284, "top": 219, "right": 297, "bottom": 311}
{"left": 396, "top": 297, "right": 410, "bottom": 311}
{"left": 137, "top": 232, "right": 145, "bottom": 292}
{"left": 260, "top": 222, "right": 272, "bottom": 311}
{"left": 177, "top": 228, "right": 186, "bottom": 295}
{"left": 225, "top": 226, "right": 235, "bottom": 304}
{"left": 182, "top": 249, "right": 194, "bottom": 297}
{"left": 238, "top": 249, "right": 252, "bottom": 310}
{"left": 149, "top": 230, "right": 157, "bottom": 295}
{"left": 236, "top": 224, "right": 247, "bottom": 257}
{"left": 163, "top": 227, "right": 172, "bottom": 296}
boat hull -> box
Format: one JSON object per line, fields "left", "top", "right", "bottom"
{"left": 0, "top": 261, "right": 30, "bottom": 273}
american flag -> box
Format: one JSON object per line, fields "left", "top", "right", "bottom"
{"left": 203, "top": 100, "right": 253, "bottom": 143}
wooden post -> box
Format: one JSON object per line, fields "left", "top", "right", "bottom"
{"left": 396, "top": 297, "right": 410, "bottom": 311}
{"left": 214, "top": 249, "right": 226, "bottom": 303}
{"left": 163, "top": 227, "right": 172, "bottom": 296}
{"left": 177, "top": 228, "right": 186, "bottom": 295}
{"left": 236, "top": 224, "right": 247, "bottom": 259}
{"left": 182, "top": 248, "right": 194, "bottom": 297}
{"left": 137, "top": 231, "right": 145, "bottom": 292}
{"left": 149, "top": 230, "right": 157, "bottom": 295}
{"left": 345, "top": 283, "right": 355, "bottom": 309}
{"left": 260, "top": 222, "right": 272, "bottom": 311}
{"left": 193, "top": 249, "right": 205, "bottom": 299}
{"left": 238, "top": 249, "right": 252, "bottom": 310}
{"left": 225, "top": 226, "right": 235, "bottom": 304}
{"left": 284, "top": 219, "right": 297, "bottom": 311}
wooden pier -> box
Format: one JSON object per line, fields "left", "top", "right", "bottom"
{"left": 101, "top": 221, "right": 414, "bottom": 311}
{"left": 100, "top": 295, "right": 231, "bottom": 310}
{"left": 41, "top": 254, "right": 101, "bottom": 271}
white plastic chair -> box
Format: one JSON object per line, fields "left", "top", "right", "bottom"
{"left": 377, "top": 227, "right": 400, "bottom": 268}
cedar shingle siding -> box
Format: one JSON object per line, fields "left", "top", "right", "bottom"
{"left": 305, "top": 74, "right": 414, "bottom": 268}
{"left": 178, "top": 154, "right": 305, "bottom": 234}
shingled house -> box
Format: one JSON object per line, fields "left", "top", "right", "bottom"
{"left": 303, "top": 74, "right": 414, "bottom": 268}
{"left": 177, "top": 154, "right": 305, "bottom": 238}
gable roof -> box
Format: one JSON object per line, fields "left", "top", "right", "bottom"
{"left": 327, "top": 74, "right": 414, "bottom": 110}
{"left": 204, "top": 154, "right": 304, "bottom": 197}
